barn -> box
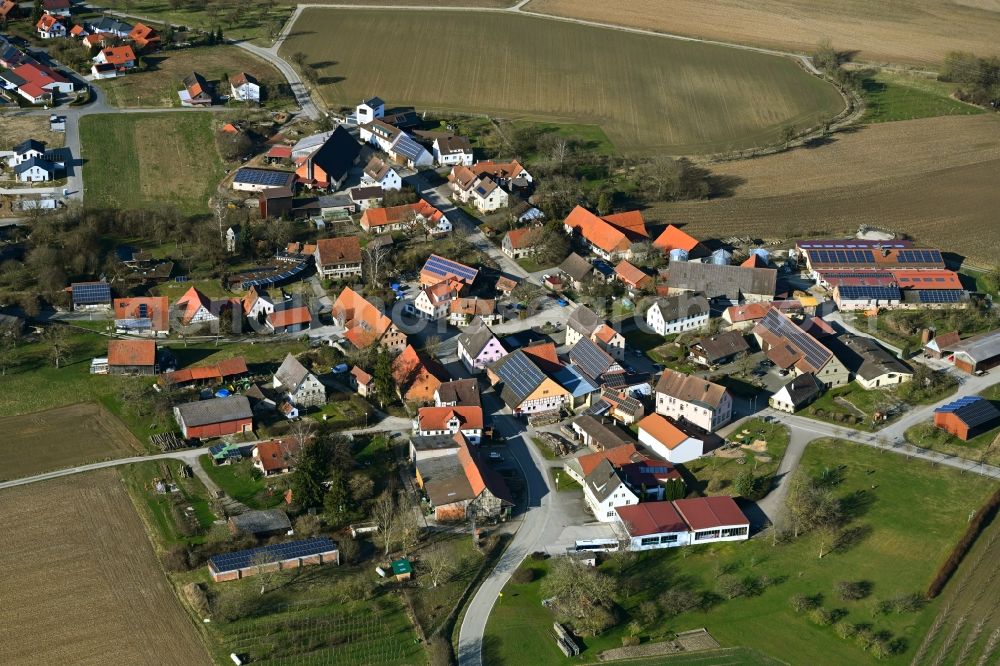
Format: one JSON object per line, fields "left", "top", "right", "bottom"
{"left": 949, "top": 330, "right": 1000, "bottom": 375}
{"left": 208, "top": 537, "right": 339, "bottom": 583}
{"left": 174, "top": 396, "right": 253, "bottom": 439}
{"left": 934, "top": 396, "right": 1000, "bottom": 441}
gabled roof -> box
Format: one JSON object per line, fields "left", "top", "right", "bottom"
{"left": 951, "top": 330, "right": 1000, "bottom": 363}
{"left": 268, "top": 306, "right": 311, "bottom": 330}
{"left": 253, "top": 437, "right": 302, "bottom": 472}
{"left": 229, "top": 509, "right": 291, "bottom": 535}
{"left": 304, "top": 125, "right": 360, "bottom": 184}
{"left": 13, "top": 138, "right": 46, "bottom": 155}
{"left": 175, "top": 396, "right": 253, "bottom": 427}
{"left": 567, "top": 304, "right": 605, "bottom": 338}
{"left": 655, "top": 369, "right": 729, "bottom": 410}
{"left": 332, "top": 287, "right": 395, "bottom": 348}
{"left": 616, "top": 502, "right": 688, "bottom": 537}
{"left": 457, "top": 433, "right": 513, "bottom": 504}
{"left": 674, "top": 496, "right": 748, "bottom": 530}
{"left": 360, "top": 96, "right": 384, "bottom": 108}
{"left": 742, "top": 254, "right": 769, "bottom": 268}
{"left": 393, "top": 345, "right": 448, "bottom": 400}
{"left": 563, "top": 206, "right": 631, "bottom": 255}
{"left": 752, "top": 309, "right": 834, "bottom": 374}
{"left": 274, "top": 353, "right": 312, "bottom": 392}
{"left": 569, "top": 336, "right": 620, "bottom": 383}
{"left": 420, "top": 253, "right": 478, "bottom": 285}
{"left": 37, "top": 14, "right": 63, "bottom": 31}
{"left": 925, "top": 331, "right": 961, "bottom": 353}
{"left": 838, "top": 334, "right": 911, "bottom": 381}
{"left": 108, "top": 339, "right": 156, "bottom": 366}
{"left": 449, "top": 297, "right": 495, "bottom": 317}
{"left": 315, "top": 235, "right": 361, "bottom": 267}
{"left": 71, "top": 281, "right": 111, "bottom": 305}
{"left": 98, "top": 45, "right": 136, "bottom": 66}
{"left": 653, "top": 224, "right": 702, "bottom": 253}
{"left": 114, "top": 296, "right": 169, "bottom": 332}
{"left": 725, "top": 300, "right": 801, "bottom": 323}
{"left": 637, "top": 413, "right": 690, "bottom": 449}
{"left": 230, "top": 71, "right": 258, "bottom": 87}
{"left": 693, "top": 330, "right": 749, "bottom": 363}
{"left": 183, "top": 71, "right": 210, "bottom": 99}
{"left": 584, "top": 458, "right": 629, "bottom": 504}
{"left": 363, "top": 156, "right": 394, "bottom": 181}
{"left": 666, "top": 262, "right": 777, "bottom": 301}
{"left": 175, "top": 286, "right": 213, "bottom": 325}
{"left": 417, "top": 405, "right": 484, "bottom": 431}
{"left": 602, "top": 211, "right": 648, "bottom": 238}
{"left": 436, "top": 378, "right": 480, "bottom": 406}
{"left": 773, "top": 372, "right": 824, "bottom": 408}
{"left": 576, "top": 443, "right": 642, "bottom": 476}
{"left": 14, "top": 157, "right": 56, "bottom": 175}
{"left": 504, "top": 227, "right": 537, "bottom": 249}
{"left": 490, "top": 349, "right": 548, "bottom": 406}
{"left": 435, "top": 135, "right": 473, "bottom": 155}
{"left": 571, "top": 414, "right": 634, "bottom": 450}
{"left": 363, "top": 199, "right": 447, "bottom": 230}
{"left": 935, "top": 396, "right": 1000, "bottom": 429}
{"left": 559, "top": 252, "right": 593, "bottom": 282}
{"left": 521, "top": 342, "right": 562, "bottom": 375}
{"left": 457, "top": 318, "right": 503, "bottom": 358}
{"left": 351, "top": 365, "right": 373, "bottom": 385}
{"left": 614, "top": 260, "right": 651, "bottom": 288}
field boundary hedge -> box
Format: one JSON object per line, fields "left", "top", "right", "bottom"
{"left": 926, "top": 486, "right": 1000, "bottom": 598}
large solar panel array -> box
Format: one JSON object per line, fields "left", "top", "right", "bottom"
{"left": 242, "top": 259, "right": 311, "bottom": 290}
{"left": 72, "top": 282, "right": 111, "bottom": 305}
{"left": 570, "top": 337, "right": 616, "bottom": 381}
{"left": 423, "top": 255, "right": 478, "bottom": 283}
{"left": 936, "top": 396, "right": 1000, "bottom": 429}
{"left": 807, "top": 249, "right": 875, "bottom": 265}
{"left": 837, "top": 285, "right": 901, "bottom": 301}
{"left": 896, "top": 249, "right": 944, "bottom": 264}
{"left": 820, "top": 271, "right": 893, "bottom": 283}
{"left": 799, "top": 240, "right": 911, "bottom": 249}
{"left": 495, "top": 351, "right": 546, "bottom": 402}
{"left": 916, "top": 290, "right": 964, "bottom": 303}
{"left": 760, "top": 309, "right": 832, "bottom": 371}
{"left": 209, "top": 537, "right": 337, "bottom": 574}
{"left": 233, "top": 168, "right": 293, "bottom": 186}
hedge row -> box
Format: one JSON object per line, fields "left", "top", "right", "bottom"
{"left": 925, "top": 486, "right": 1000, "bottom": 599}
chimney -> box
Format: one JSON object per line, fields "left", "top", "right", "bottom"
{"left": 921, "top": 328, "right": 933, "bottom": 345}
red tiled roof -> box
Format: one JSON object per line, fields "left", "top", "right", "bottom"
{"left": 616, "top": 502, "right": 687, "bottom": 537}
{"left": 653, "top": 224, "right": 701, "bottom": 253}
{"left": 351, "top": 366, "right": 373, "bottom": 385}
{"left": 267, "top": 145, "right": 292, "bottom": 159}
{"left": 99, "top": 45, "right": 136, "bottom": 67}
{"left": 614, "top": 260, "right": 651, "bottom": 288}
{"left": 268, "top": 306, "right": 311, "bottom": 329}
{"left": 673, "top": 496, "right": 748, "bottom": 530}
{"left": 891, "top": 269, "right": 963, "bottom": 290}
{"left": 742, "top": 254, "right": 769, "bottom": 268}
{"left": 362, "top": 199, "right": 445, "bottom": 229}
{"left": 505, "top": 227, "right": 536, "bottom": 249}
{"left": 333, "top": 287, "right": 397, "bottom": 348}
{"left": 637, "top": 413, "right": 689, "bottom": 450}
{"left": 564, "top": 206, "right": 630, "bottom": 255}
{"left": 113, "top": 296, "right": 169, "bottom": 332}
{"left": 315, "top": 235, "right": 361, "bottom": 267}
{"left": 108, "top": 339, "right": 156, "bottom": 367}
{"left": 393, "top": 345, "right": 448, "bottom": 401}
{"left": 456, "top": 434, "right": 513, "bottom": 504}
{"left": 577, "top": 444, "right": 641, "bottom": 476}
{"left": 175, "top": 286, "right": 212, "bottom": 325}
{"left": 602, "top": 210, "right": 648, "bottom": 239}
{"left": 417, "top": 406, "right": 484, "bottom": 431}
{"left": 254, "top": 438, "right": 301, "bottom": 472}
{"left": 37, "top": 14, "right": 62, "bottom": 31}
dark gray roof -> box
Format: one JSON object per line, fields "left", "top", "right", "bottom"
{"left": 667, "top": 262, "right": 777, "bottom": 301}
{"left": 569, "top": 336, "right": 619, "bottom": 383}
{"left": 13, "top": 139, "right": 45, "bottom": 155}
{"left": 14, "top": 157, "right": 56, "bottom": 175}
{"left": 86, "top": 17, "right": 133, "bottom": 34}
{"left": 951, "top": 330, "right": 1000, "bottom": 364}
{"left": 584, "top": 458, "right": 627, "bottom": 504}
{"left": 572, "top": 414, "right": 634, "bottom": 450}
{"left": 436, "top": 379, "right": 481, "bottom": 406}
{"left": 559, "top": 253, "right": 593, "bottom": 282}
{"left": 229, "top": 509, "right": 291, "bottom": 536}
{"left": 419, "top": 454, "right": 476, "bottom": 506}
{"left": 308, "top": 125, "right": 361, "bottom": 184}
{"left": 567, "top": 304, "right": 603, "bottom": 337}
{"left": 43, "top": 147, "right": 70, "bottom": 165}
{"left": 175, "top": 396, "right": 253, "bottom": 427}
{"left": 838, "top": 335, "right": 911, "bottom": 381}
{"left": 776, "top": 373, "right": 824, "bottom": 408}
{"left": 361, "top": 96, "right": 384, "bottom": 108}
{"left": 457, "top": 318, "right": 501, "bottom": 359}
{"left": 274, "top": 353, "right": 311, "bottom": 391}
{"left": 651, "top": 293, "right": 710, "bottom": 322}
{"left": 694, "top": 330, "right": 750, "bottom": 364}
{"left": 491, "top": 350, "right": 546, "bottom": 407}
{"left": 410, "top": 434, "right": 462, "bottom": 453}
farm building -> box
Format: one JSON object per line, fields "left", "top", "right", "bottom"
{"left": 645, "top": 293, "right": 710, "bottom": 336}
{"left": 159, "top": 357, "right": 248, "bottom": 388}
{"left": 228, "top": 509, "right": 292, "bottom": 539}
{"left": 924, "top": 330, "right": 961, "bottom": 359}
{"left": 836, "top": 334, "right": 912, "bottom": 389}
{"left": 174, "top": 396, "right": 253, "bottom": 439}
{"left": 664, "top": 262, "right": 776, "bottom": 304}
{"left": 208, "top": 537, "right": 339, "bottom": 583}
{"left": 70, "top": 281, "right": 112, "bottom": 311}
{"left": 294, "top": 125, "right": 361, "bottom": 190}
{"left": 267, "top": 305, "right": 312, "bottom": 334}
{"left": 637, "top": 413, "right": 704, "bottom": 463}
{"left": 415, "top": 433, "right": 513, "bottom": 522}
{"left": 563, "top": 206, "right": 648, "bottom": 261}
{"left": 934, "top": 396, "right": 1000, "bottom": 441}
{"left": 488, "top": 346, "right": 569, "bottom": 416}
{"left": 232, "top": 167, "right": 296, "bottom": 193}
{"left": 114, "top": 296, "right": 170, "bottom": 336}
{"left": 652, "top": 224, "right": 708, "bottom": 259}
{"left": 949, "top": 330, "right": 1000, "bottom": 374}
{"left": 752, "top": 309, "right": 850, "bottom": 389}
{"left": 180, "top": 71, "right": 212, "bottom": 106}
{"left": 314, "top": 236, "right": 362, "bottom": 279}
{"left": 568, "top": 414, "right": 634, "bottom": 452}
{"left": 107, "top": 339, "right": 159, "bottom": 375}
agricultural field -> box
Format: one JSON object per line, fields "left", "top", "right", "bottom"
{"left": 911, "top": 508, "right": 1000, "bottom": 666}
{"left": 861, "top": 71, "right": 985, "bottom": 124}
{"left": 80, "top": 112, "right": 225, "bottom": 214}
{"left": 651, "top": 114, "right": 1000, "bottom": 266}
{"left": 484, "top": 439, "right": 997, "bottom": 665}
{"left": 280, "top": 9, "right": 844, "bottom": 155}
{"left": 0, "top": 403, "right": 142, "bottom": 481}
{"left": 96, "top": 46, "right": 287, "bottom": 108}
{"left": 0, "top": 470, "right": 211, "bottom": 665}
{"left": 524, "top": 0, "right": 1000, "bottom": 66}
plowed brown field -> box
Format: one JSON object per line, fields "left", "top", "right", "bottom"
{"left": 647, "top": 115, "right": 1000, "bottom": 266}
{"left": 525, "top": 0, "right": 1000, "bottom": 66}
{"left": 0, "top": 470, "right": 210, "bottom": 666}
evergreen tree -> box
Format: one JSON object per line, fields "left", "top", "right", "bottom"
{"left": 373, "top": 346, "right": 394, "bottom": 407}
{"left": 323, "top": 470, "right": 352, "bottom": 527}
{"left": 291, "top": 439, "right": 331, "bottom": 509}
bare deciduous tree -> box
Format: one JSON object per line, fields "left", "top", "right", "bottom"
{"left": 251, "top": 551, "right": 278, "bottom": 596}
{"left": 372, "top": 492, "right": 398, "bottom": 556}
{"left": 364, "top": 243, "right": 392, "bottom": 288}
{"left": 43, "top": 326, "right": 71, "bottom": 369}
{"left": 423, "top": 543, "right": 456, "bottom": 588}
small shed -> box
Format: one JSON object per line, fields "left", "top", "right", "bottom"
{"left": 228, "top": 509, "right": 293, "bottom": 539}
{"left": 391, "top": 558, "right": 412, "bottom": 581}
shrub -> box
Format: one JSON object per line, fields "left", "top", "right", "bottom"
{"left": 621, "top": 636, "right": 640, "bottom": 647}
{"left": 511, "top": 567, "right": 536, "bottom": 584}
{"left": 808, "top": 607, "right": 833, "bottom": 626}
{"left": 886, "top": 592, "right": 924, "bottom": 614}
{"left": 339, "top": 537, "right": 361, "bottom": 565}
{"left": 659, "top": 588, "right": 703, "bottom": 616}
{"left": 428, "top": 633, "right": 455, "bottom": 666}
{"left": 835, "top": 621, "right": 857, "bottom": 639}
{"left": 716, "top": 575, "right": 747, "bottom": 599}
{"left": 638, "top": 600, "right": 658, "bottom": 626}
{"left": 530, "top": 551, "right": 549, "bottom": 561}
{"left": 836, "top": 580, "right": 871, "bottom": 601}
{"left": 790, "top": 594, "right": 819, "bottom": 613}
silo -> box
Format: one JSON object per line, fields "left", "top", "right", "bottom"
{"left": 710, "top": 249, "right": 732, "bottom": 265}
{"left": 668, "top": 248, "right": 689, "bottom": 263}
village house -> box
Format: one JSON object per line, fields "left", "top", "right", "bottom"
{"left": 229, "top": 71, "right": 260, "bottom": 103}
{"left": 350, "top": 366, "right": 375, "bottom": 397}
{"left": 563, "top": 206, "right": 648, "bottom": 262}
{"left": 655, "top": 369, "right": 732, "bottom": 432}
{"left": 449, "top": 297, "right": 501, "bottom": 328}
{"left": 501, "top": 227, "right": 538, "bottom": 260}
{"left": 42, "top": 0, "right": 71, "bottom": 17}
{"left": 0, "top": 1, "right": 19, "bottom": 22}
{"left": 331, "top": 287, "right": 407, "bottom": 353}
{"left": 273, "top": 353, "right": 326, "bottom": 408}
{"left": 2, "top": 62, "right": 74, "bottom": 104}
{"left": 36, "top": 14, "right": 67, "bottom": 39}
{"left": 722, "top": 300, "right": 803, "bottom": 331}
{"left": 92, "top": 45, "right": 137, "bottom": 72}
{"left": 314, "top": 235, "right": 362, "bottom": 280}
{"left": 752, "top": 309, "right": 850, "bottom": 388}
{"left": 615, "top": 260, "right": 653, "bottom": 293}
{"left": 637, "top": 412, "right": 705, "bottom": 463}
{"left": 360, "top": 199, "right": 451, "bottom": 235}
{"left": 242, "top": 285, "right": 275, "bottom": 322}
{"left": 934, "top": 396, "right": 1000, "bottom": 441}
{"left": 413, "top": 281, "right": 460, "bottom": 320}
{"left": 664, "top": 261, "right": 777, "bottom": 304}
{"left": 174, "top": 286, "right": 219, "bottom": 327}
{"left": 250, "top": 437, "right": 302, "bottom": 475}
{"left": 583, "top": 458, "right": 640, "bottom": 521}
{"left": 433, "top": 135, "right": 474, "bottom": 166}
{"left": 349, "top": 185, "right": 384, "bottom": 210}
{"left": 467, "top": 159, "right": 533, "bottom": 190}
{"left": 568, "top": 414, "right": 634, "bottom": 452}
{"left": 457, "top": 319, "right": 508, "bottom": 373}
{"left": 652, "top": 224, "right": 709, "bottom": 260}
{"left": 448, "top": 166, "right": 510, "bottom": 213}
{"left": 435, "top": 379, "right": 481, "bottom": 407}
{"left": 645, "top": 293, "right": 710, "bottom": 336}
{"left": 128, "top": 22, "right": 160, "bottom": 51}
{"left": 769, "top": 372, "right": 824, "bottom": 413}
{"left": 113, "top": 296, "right": 170, "bottom": 336}
{"left": 558, "top": 252, "right": 595, "bottom": 290}
{"left": 488, "top": 345, "right": 569, "bottom": 416}
{"left": 295, "top": 125, "right": 361, "bottom": 191}
{"left": 420, "top": 254, "right": 478, "bottom": 288}
{"left": 361, "top": 156, "right": 402, "bottom": 191}
{"left": 414, "top": 405, "right": 485, "bottom": 444}
{"left": 107, "top": 339, "right": 159, "bottom": 375}
{"left": 267, "top": 305, "right": 312, "bottom": 334}
{"left": 174, "top": 396, "right": 253, "bottom": 440}
{"left": 415, "top": 433, "right": 513, "bottom": 522}
{"left": 565, "top": 305, "right": 626, "bottom": 360}
{"left": 180, "top": 71, "right": 212, "bottom": 106}
{"left": 393, "top": 344, "right": 449, "bottom": 403}
{"left": 689, "top": 330, "right": 750, "bottom": 367}
{"left": 85, "top": 16, "right": 133, "bottom": 37}
{"left": 838, "top": 334, "right": 912, "bottom": 389}
{"left": 359, "top": 119, "right": 433, "bottom": 167}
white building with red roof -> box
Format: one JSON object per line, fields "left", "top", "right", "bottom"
{"left": 673, "top": 496, "right": 750, "bottom": 544}
{"left": 414, "top": 405, "right": 485, "bottom": 444}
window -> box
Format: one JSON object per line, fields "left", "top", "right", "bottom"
{"left": 660, "top": 534, "right": 678, "bottom": 543}
{"left": 640, "top": 537, "right": 659, "bottom": 546}
{"left": 607, "top": 511, "right": 615, "bottom": 518}
{"left": 721, "top": 526, "right": 748, "bottom": 538}
{"left": 694, "top": 529, "right": 720, "bottom": 541}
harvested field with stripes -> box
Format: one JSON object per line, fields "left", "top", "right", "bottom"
{"left": 0, "top": 470, "right": 210, "bottom": 665}
{"left": 281, "top": 9, "right": 844, "bottom": 155}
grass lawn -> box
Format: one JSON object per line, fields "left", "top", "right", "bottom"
{"left": 512, "top": 120, "right": 616, "bottom": 158}
{"left": 198, "top": 456, "right": 286, "bottom": 509}
{"left": 804, "top": 383, "right": 888, "bottom": 431}
{"left": 551, "top": 468, "right": 582, "bottom": 492}
{"left": 904, "top": 385, "right": 1000, "bottom": 466}
{"left": 862, "top": 308, "right": 1000, "bottom": 354}
{"left": 88, "top": 1, "right": 293, "bottom": 43}
{"left": 120, "top": 459, "right": 219, "bottom": 548}
{"left": 96, "top": 45, "right": 289, "bottom": 108}
{"left": 310, "top": 393, "right": 375, "bottom": 430}
{"left": 861, "top": 71, "right": 985, "bottom": 124}
{"left": 680, "top": 419, "right": 789, "bottom": 498}
{"left": 409, "top": 534, "right": 485, "bottom": 635}
{"left": 484, "top": 439, "right": 998, "bottom": 665}
{"left": 281, "top": 9, "right": 843, "bottom": 155}
{"left": 80, "top": 111, "right": 225, "bottom": 215}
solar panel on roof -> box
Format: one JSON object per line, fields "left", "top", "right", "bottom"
{"left": 423, "top": 255, "right": 478, "bottom": 282}
{"left": 234, "top": 168, "right": 292, "bottom": 186}
{"left": 496, "top": 352, "right": 545, "bottom": 401}
{"left": 838, "top": 285, "right": 901, "bottom": 301}
{"left": 917, "top": 290, "right": 963, "bottom": 303}
{"left": 570, "top": 337, "right": 616, "bottom": 381}
{"left": 209, "top": 537, "right": 337, "bottom": 573}
{"left": 72, "top": 282, "right": 111, "bottom": 304}
{"left": 761, "top": 309, "right": 832, "bottom": 371}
